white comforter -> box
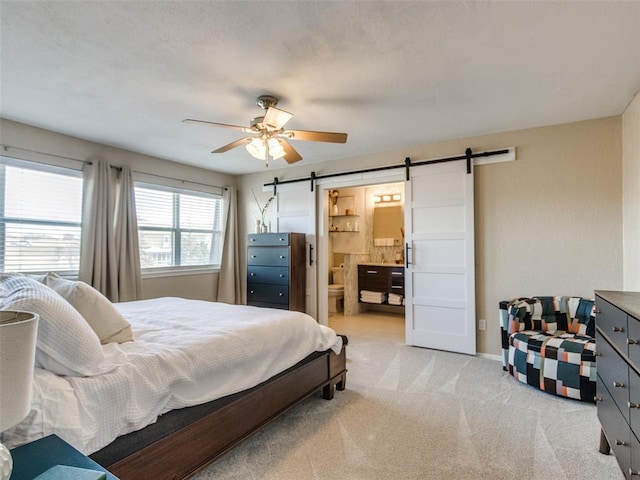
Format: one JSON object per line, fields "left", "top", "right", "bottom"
{"left": 2, "top": 297, "right": 342, "bottom": 454}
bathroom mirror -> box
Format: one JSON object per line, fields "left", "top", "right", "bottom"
{"left": 373, "top": 205, "right": 403, "bottom": 245}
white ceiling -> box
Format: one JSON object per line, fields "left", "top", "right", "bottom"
{"left": 1, "top": 1, "right": 639, "bottom": 176}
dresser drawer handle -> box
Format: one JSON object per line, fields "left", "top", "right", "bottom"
{"left": 279, "top": 237, "right": 285, "bottom": 241}
{"left": 613, "top": 326, "right": 625, "bottom": 333}
{"left": 251, "top": 255, "right": 257, "bottom": 258}
{"left": 251, "top": 238, "right": 256, "bottom": 242}
{"left": 616, "top": 439, "right": 627, "bottom": 446}
{"left": 250, "top": 273, "right": 256, "bottom": 276}
{"left": 249, "top": 290, "right": 254, "bottom": 294}
{"left": 278, "top": 292, "right": 284, "bottom": 296}
{"left": 630, "top": 468, "right": 640, "bottom": 476}
{"left": 629, "top": 339, "right": 640, "bottom": 345}
{"left": 629, "top": 402, "right": 640, "bottom": 409}
{"left": 279, "top": 274, "right": 285, "bottom": 278}
{"left": 391, "top": 272, "right": 403, "bottom": 276}
{"left": 279, "top": 255, "right": 286, "bottom": 259}
{"left": 613, "top": 381, "right": 626, "bottom": 388}
{"left": 367, "top": 270, "right": 378, "bottom": 274}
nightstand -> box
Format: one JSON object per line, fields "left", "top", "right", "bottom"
{"left": 10, "top": 434, "right": 118, "bottom": 480}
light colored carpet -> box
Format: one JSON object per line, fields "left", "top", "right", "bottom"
{"left": 192, "top": 312, "right": 621, "bottom": 480}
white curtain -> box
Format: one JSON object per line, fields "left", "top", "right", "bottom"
{"left": 80, "top": 161, "right": 142, "bottom": 302}
{"left": 217, "top": 186, "right": 241, "bottom": 304}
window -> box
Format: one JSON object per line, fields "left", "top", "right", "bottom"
{"left": 135, "top": 184, "right": 223, "bottom": 270}
{"left": 0, "top": 158, "right": 83, "bottom": 274}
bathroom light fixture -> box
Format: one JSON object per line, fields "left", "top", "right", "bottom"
{"left": 374, "top": 193, "right": 402, "bottom": 204}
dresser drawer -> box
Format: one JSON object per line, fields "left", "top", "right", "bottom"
{"left": 631, "top": 431, "right": 640, "bottom": 478}
{"left": 628, "top": 315, "right": 640, "bottom": 367}
{"left": 247, "top": 283, "right": 289, "bottom": 305}
{"left": 597, "top": 296, "right": 630, "bottom": 356}
{"left": 628, "top": 367, "right": 640, "bottom": 435}
{"left": 247, "top": 266, "right": 289, "bottom": 285}
{"left": 247, "top": 247, "right": 290, "bottom": 266}
{"left": 248, "top": 233, "right": 291, "bottom": 246}
{"left": 598, "top": 375, "right": 632, "bottom": 477}
{"left": 597, "top": 333, "right": 631, "bottom": 423}
{"left": 247, "top": 300, "right": 289, "bottom": 310}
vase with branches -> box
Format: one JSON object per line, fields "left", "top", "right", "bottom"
{"left": 252, "top": 189, "right": 274, "bottom": 233}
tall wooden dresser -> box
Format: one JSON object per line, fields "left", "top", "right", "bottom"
{"left": 595, "top": 290, "right": 640, "bottom": 479}
{"left": 247, "top": 232, "right": 306, "bottom": 312}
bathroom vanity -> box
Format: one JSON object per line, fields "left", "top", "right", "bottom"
{"left": 357, "top": 263, "right": 405, "bottom": 306}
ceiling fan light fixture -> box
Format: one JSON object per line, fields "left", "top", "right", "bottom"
{"left": 267, "top": 138, "right": 286, "bottom": 159}
{"left": 246, "top": 137, "right": 266, "bottom": 160}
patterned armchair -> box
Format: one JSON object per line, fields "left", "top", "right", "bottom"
{"left": 499, "top": 296, "right": 597, "bottom": 402}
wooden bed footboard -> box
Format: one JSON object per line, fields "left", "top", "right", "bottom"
{"left": 99, "top": 337, "right": 348, "bottom": 480}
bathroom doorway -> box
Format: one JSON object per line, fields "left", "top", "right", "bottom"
{"left": 318, "top": 176, "right": 406, "bottom": 335}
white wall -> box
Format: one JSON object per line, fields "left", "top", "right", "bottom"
{"left": 0, "top": 119, "right": 237, "bottom": 301}
{"left": 238, "top": 116, "right": 623, "bottom": 355}
{"left": 623, "top": 92, "right": 640, "bottom": 291}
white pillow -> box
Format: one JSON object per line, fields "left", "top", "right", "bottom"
{"left": 0, "top": 274, "right": 108, "bottom": 377}
{"left": 41, "top": 273, "right": 134, "bottom": 344}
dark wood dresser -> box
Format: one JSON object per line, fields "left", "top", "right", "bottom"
{"left": 596, "top": 290, "right": 640, "bottom": 478}
{"left": 247, "top": 233, "right": 306, "bottom": 312}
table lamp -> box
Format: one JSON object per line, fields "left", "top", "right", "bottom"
{"left": 0, "top": 311, "right": 39, "bottom": 480}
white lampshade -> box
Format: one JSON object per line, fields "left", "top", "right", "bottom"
{"left": 0, "top": 311, "right": 38, "bottom": 480}
{"left": 245, "top": 137, "right": 267, "bottom": 160}
{"left": 267, "top": 138, "right": 286, "bottom": 159}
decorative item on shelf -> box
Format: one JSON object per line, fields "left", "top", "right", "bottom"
{"left": 329, "top": 190, "right": 339, "bottom": 216}
{"left": 345, "top": 208, "right": 353, "bottom": 216}
{"left": 252, "top": 188, "right": 274, "bottom": 234}
{"left": 0, "top": 311, "right": 39, "bottom": 480}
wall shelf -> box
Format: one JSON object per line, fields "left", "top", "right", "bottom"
{"left": 329, "top": 230, "right": 360, "bottom": 233}
{"left": 329, "top": 214, "right": 360, "bottom": 218}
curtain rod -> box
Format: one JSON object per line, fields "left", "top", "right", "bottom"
{"left": 1, "top": 144, "right": 226, "bottom": 191}
{"left": 263, "top": 148, "right": 510, "bottom": 193}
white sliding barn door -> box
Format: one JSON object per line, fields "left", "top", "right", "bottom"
{"left": 274, "top": 182, "right": 317, "bottom": 318}
{"left": 404, "top": 160, "right": 476, "bottom": 355}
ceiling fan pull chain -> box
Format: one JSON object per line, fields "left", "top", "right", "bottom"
{"left": 265, "top": 138, "right": 270, "bottom": 167}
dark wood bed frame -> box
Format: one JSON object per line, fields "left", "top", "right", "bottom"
{"left": 90, "top": 336, "right": 348, "bottom": 480}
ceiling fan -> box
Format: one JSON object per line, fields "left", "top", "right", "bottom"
{"left": 183, "top": 95, "right": 348, "bottom": 166}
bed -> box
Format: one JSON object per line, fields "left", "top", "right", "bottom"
{"left": 0, "top": 273, "right": 347, "bottom": 479}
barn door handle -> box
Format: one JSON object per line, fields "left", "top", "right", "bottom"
{"left": 405, "top": 243, "right": 411, "bottom": 269}
{"left": 309, "top": 244, "right": 314, "bottom": 266}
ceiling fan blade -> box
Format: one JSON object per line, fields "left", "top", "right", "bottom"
{"left": 280, "top": 139, "right": 303, "bottom": 164}
{"left": 263, "top": 107, "right": 293, "bottom": 130}
{"left": 183, "top": 118, "right": 250, "bottom": 132}
{"left": 211, "top": 137, "right": 253, "bottom": 154}
{"left": 283, "top": 129, "right": 347, "bottom": 143}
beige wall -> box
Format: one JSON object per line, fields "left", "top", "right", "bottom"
{"left": 1, "top": 116, "right": 625, "bottom": 355}
{"left": 0, "top": 119, "right": 237, "bottom": 301}
{"left": 623, "top": 92, "right": 640, "bottom": 290}
{"left": 238, "top": 116, "right": 623, "bottom": 355}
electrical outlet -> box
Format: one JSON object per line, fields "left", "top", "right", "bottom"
{"left": 478, "top": 319, "right": 487, "bottom": 331}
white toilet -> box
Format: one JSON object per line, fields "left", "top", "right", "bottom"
{"left": 328, "top": 267, "right": 345, "bottom": 313}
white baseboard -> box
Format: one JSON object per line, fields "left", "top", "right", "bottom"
{"left": 477, "top": 352, "right": 502, "bottom": 362}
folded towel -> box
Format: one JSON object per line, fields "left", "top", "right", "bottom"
{"left": 388, "top": 293, "right": 403, "bottom": 302}
{"left": 360, "top": 297, "right": 384, "bottom": 304}
{"left": 361, "top": 293, "right": 385, "bottom": 301}
{"left": 360, "top": 290, "right": 385, "bottom": 298}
